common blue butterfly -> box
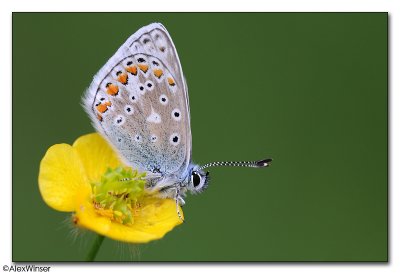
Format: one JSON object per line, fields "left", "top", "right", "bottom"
{"left": 83, "top": 23, "right": 272, "bottom": 221}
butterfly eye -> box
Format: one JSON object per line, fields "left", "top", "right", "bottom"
{"left": 192, "top": 174, "right": 201, "bottom": 188}
{"left": 191, "top": 171, "right": 204, "bottom": 190}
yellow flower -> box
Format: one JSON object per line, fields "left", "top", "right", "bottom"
{"left": 38, "top": 133, "right": 183, "bottom": 243}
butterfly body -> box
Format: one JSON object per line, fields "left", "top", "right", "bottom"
{"left": 84, "top": 23, "right": 271, "bottom": 218}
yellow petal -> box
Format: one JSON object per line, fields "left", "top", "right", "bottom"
{"left": 75, "top": 197, "right": 183, "bottom": 243}
{"left": 38, "top": 144, "right": 91, "bottom": 212}
{"left": 73, "top": 133, "right": 123, "bottom": 182}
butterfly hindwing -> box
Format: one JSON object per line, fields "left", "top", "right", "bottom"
{"left": 83, "top": 23, "right": 191, "bottom": 176}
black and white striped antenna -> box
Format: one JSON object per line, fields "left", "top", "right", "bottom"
{"left": 199, "top": 158, "right": 272, "bottom": 170}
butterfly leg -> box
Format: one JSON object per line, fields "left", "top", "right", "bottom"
{"left": 175, "top": 187, "right": 185, "bottom": 222}
{"left": 177, "top": 196, "right": 185, "bottom": 206}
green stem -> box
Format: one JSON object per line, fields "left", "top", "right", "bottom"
{"left": 85, "top": 234, "right": 105, "bottom": 262}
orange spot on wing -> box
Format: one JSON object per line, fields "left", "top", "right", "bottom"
{"left": 106, "top": 83, "right": 119, "bottom": 96}
{"left": 118, "top": 73, "right": 128, "bottom": 85}
{"left": 96, "top": 104, "right": 107, "bottom": 113}
{"left": 96, "top": 101, "right": 112, "bottom": 114}
{"left": 97, "top": 114, "right": 103, "bottom": 122}
{"left": 153, "top": 68, "right": 163, "bottom": 79}
{"left": 126, "top": 65, "right": 137, "bottom": 75}
{"left": 138, "top": 64, "right": 149, "bottom": 73}
{"left": 167, "top": 77, "right": 176, "bottom": 86}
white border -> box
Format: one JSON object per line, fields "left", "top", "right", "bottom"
{"left": 1, "top": 1, "right": 398, "bottom": 274}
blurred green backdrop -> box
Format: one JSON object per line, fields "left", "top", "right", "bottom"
{"left": 12, "top": 13, "right": 387, "bottom": 261}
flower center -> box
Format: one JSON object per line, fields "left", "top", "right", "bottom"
{"left": 91, "top": 166, "right": 146, "bottom": 225}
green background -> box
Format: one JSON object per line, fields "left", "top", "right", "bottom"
{"left": 12, "top": 13, "right": 388, "bottom": 261}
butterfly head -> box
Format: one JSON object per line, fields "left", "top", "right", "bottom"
{"left": 187, "top": 168, "right": 210, "bottom": 194}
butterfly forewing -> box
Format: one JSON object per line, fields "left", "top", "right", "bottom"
{"left": 84, "top": 23, "right": 191, "bottom": 177}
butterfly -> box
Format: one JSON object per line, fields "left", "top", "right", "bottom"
{"left": 83, "top": 23, "right": 272, "bottom": 221}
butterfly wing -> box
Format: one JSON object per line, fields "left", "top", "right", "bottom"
{"left": 83, "top": 23, "right": 191, "bottom": 177}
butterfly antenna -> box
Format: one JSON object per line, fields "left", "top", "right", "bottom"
{"left": 199, "top": 158, "right": 272, "bottom": 170}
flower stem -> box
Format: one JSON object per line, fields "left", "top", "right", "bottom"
{"left": 85, "top": 234, "right": 105, "bottom": 261}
